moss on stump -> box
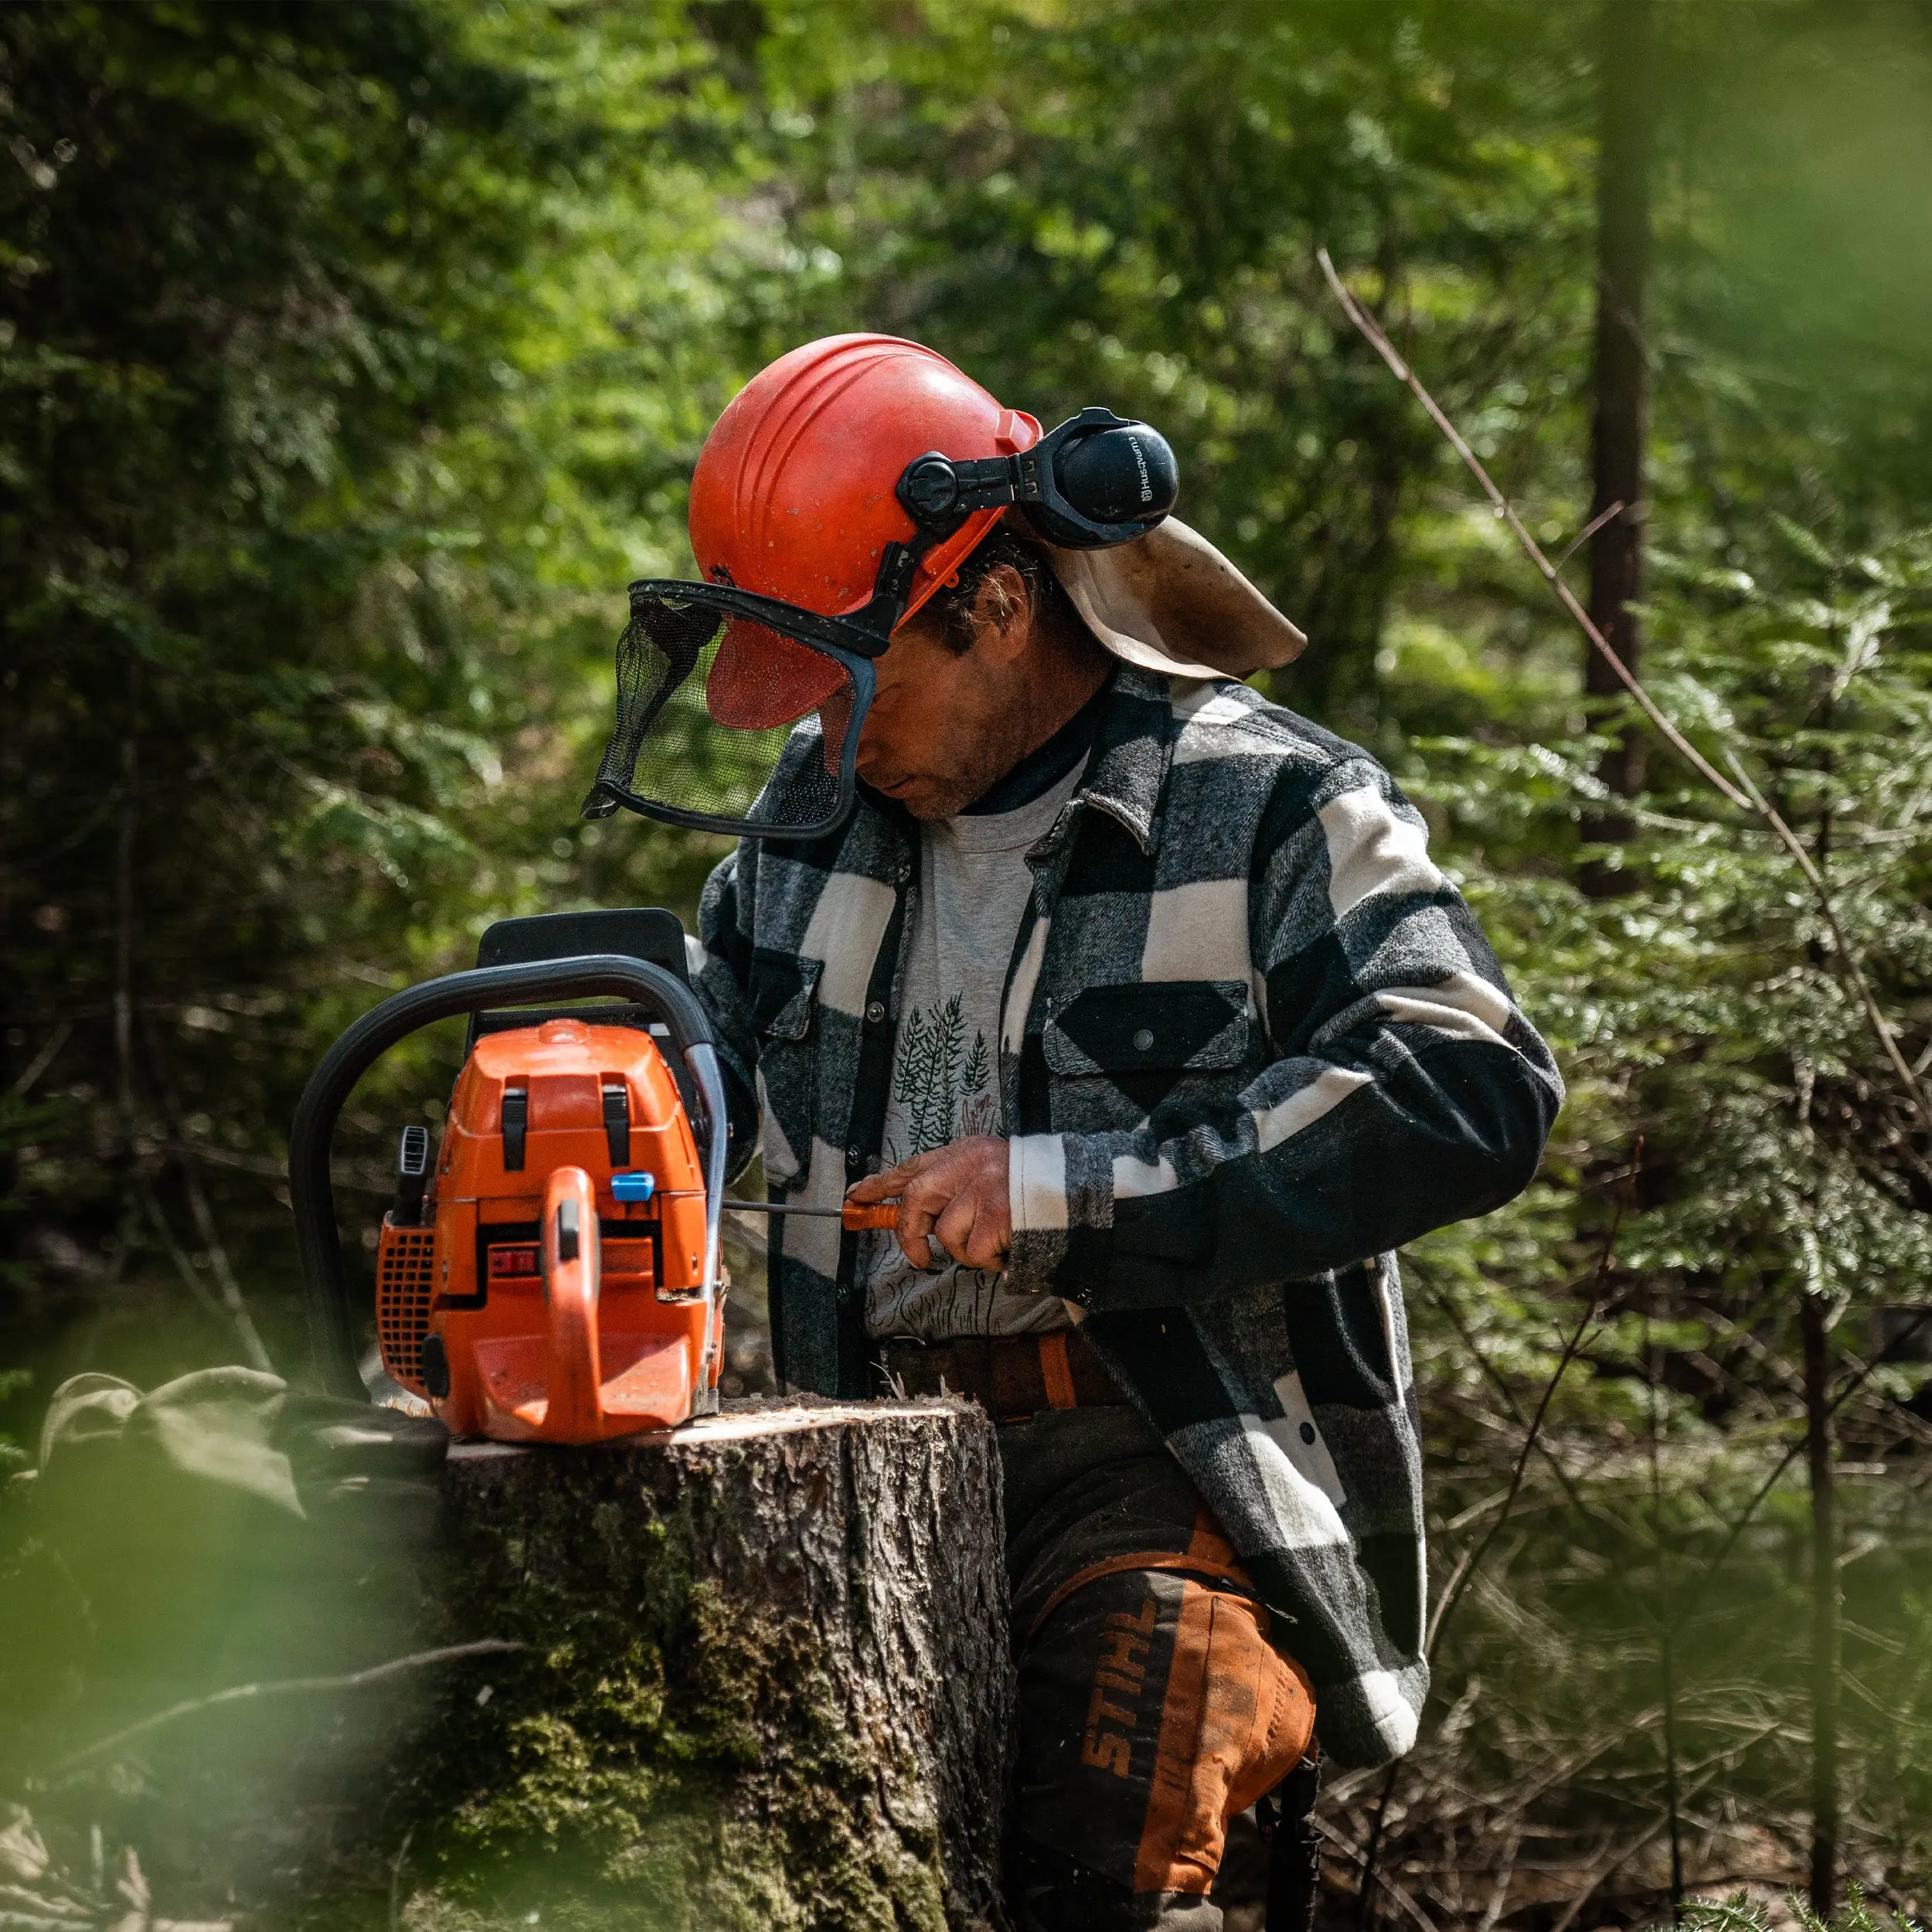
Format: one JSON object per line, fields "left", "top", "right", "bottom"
{"left": 392, "top": 1398, "right": 1012, "bottom": 1932}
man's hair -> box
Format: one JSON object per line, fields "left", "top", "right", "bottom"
{"left": 923, "top": 526, "right": 1084, "bottom": 655}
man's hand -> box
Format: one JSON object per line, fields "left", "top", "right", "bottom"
{"left": 846, "top": 1135, "right": 1011, "bottom": 1272}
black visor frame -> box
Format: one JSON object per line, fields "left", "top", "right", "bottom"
{"left": 580, "top": 580, "right": 880, "bottom": 839}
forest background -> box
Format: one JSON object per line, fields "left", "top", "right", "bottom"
{"left": 5, "top": 0, "right": 1932, "bottom": 1926}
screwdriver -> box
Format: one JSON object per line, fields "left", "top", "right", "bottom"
{"left": 611, "top": 1175, "right": 900, "bottom": 1232}
{"left": 726, "top": 1199, "right": 900, "bottom": 1230}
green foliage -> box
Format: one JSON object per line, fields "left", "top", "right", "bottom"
{"left": 1687, "top": 1889, "right": 1924, "bottom": 1932}
{"left": 0, "top": 0, "right": 747, "bottom": 1383}
{"left": 746, "top": 0, "right": 1597, "bottom": 738}
{"left": 1388, "top": 395, "right": 1932, "bottom": 1906}
{"left": 9, "top": 0, "right": 1932, "bottom": 1917}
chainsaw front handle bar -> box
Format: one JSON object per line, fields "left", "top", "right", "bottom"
{"left": 290, "top": 954, "right": 726, "bottom": 1403}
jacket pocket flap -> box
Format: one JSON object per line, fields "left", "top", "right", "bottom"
{"left": 1045, "top": 980, "right": 1252, "bottom": 1077}
{"left": 749, "top": 949, "right": 823, "bottom": 1043}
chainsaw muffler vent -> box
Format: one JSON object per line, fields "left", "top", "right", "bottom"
{"left": 376, "top": 1222, "right": 437, "bottom": 1395}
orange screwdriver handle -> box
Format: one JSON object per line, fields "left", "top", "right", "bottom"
{"left": 841, "top": 1201, "right": 900, "bottom": 1230}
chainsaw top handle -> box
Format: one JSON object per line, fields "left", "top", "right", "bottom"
{"left": 289, "top": 954, "right": 727, "bottom": 1402}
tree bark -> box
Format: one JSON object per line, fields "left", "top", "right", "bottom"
{"left": 1801, "top": 1294, "right": 1839, "bottom": 1917}
{"left": 1582, "top": 0, "right": 1656, "bottom": 891}
{"left": 405, "top": 1397, "right": 1013, "bottom": 1932}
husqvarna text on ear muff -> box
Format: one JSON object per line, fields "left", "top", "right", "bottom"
{"left": 581, "top": 335, "right": 1178, "bottom": 842}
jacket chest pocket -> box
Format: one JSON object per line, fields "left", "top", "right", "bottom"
{"left": 750, "top": 949, "right": 821, "bottom": 1188}
{"left": 1043, "top": 979, "right": 1256, "bottom": 1131}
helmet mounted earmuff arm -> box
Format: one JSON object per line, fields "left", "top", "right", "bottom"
{"left": 846, "top": 406, "right": 1180, "bottom": 638}
{"left": 899, "top": 406, "right": 1179, "bottom": 551}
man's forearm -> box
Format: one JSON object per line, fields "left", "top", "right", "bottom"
{"left": 1008, "top": 1030, "right": 1559, "bottom": 1307}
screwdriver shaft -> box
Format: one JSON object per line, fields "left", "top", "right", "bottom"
{"left": 724, "top": 1198, "right": 900, "bottom": 1230}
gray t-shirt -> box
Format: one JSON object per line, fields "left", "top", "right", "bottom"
{"left": 863, "top": 766, "right": 1082, "bottom": 1340}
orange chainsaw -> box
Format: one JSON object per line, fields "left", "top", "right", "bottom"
{"left": 290, "top": 913, "right": 730, "bottom": 1440}
{"left": 291, "top": 911, "right": 905, "bottom": 1444}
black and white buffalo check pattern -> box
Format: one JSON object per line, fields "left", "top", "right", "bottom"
{"left": 692, "top": 665, "right": 1563, "bottom": 1767}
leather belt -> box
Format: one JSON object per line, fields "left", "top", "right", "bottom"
{"left": 877, "top": 1328, "right": 1126, "bottom": 1422}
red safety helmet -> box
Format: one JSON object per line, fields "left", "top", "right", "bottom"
{"left": 583, "top": 339, "right": 1176, "bottom": 839}
{"left": 690, "top": 335, "right": 1041, "bottom": 729}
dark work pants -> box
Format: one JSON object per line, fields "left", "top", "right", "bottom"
{"left": 998, "top": 1408, "right": 1318, "bottom": 1932}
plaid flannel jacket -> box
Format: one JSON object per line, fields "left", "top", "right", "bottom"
{"left": 692, "top": 666, "right": 1563, "bottom": 1767}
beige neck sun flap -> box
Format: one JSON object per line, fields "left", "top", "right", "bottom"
{"left": 1043, "top": 515, "right": 1308, "bottom": 682}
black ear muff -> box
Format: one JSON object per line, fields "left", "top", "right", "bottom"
{"left": 1056, "top": 422, "right": 1179, "bottom": 528}
{"left": 1021, "top": 415, "right": 1179, "bottom": 550}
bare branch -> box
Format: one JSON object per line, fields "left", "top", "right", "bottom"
{"left": 144, "top": 1193, "right": 241, "bottom": 1335}
{"left": 1427, "top": 1298, "right": 1601, "bottom": 1659}
{"left": 1316, "top": 246, "right": 1932, "bottom": 1141}
{"left": 1359, "top": 1151, "right": 1639, "bottom": 1925}
{"left": 1428, "top": 1142, "right": 1639, "bottom": 1658}
{"left": 54, "top": 1640, "right": 524, "bottom": 1774}
{"left": 1555, "top": 499, "right": 1625, "bottom": 573}
{"left": 1426, "top": 1283, "right": 1604, "bottom": 1530}
{"left": 8, "top": 1022, "right": 72, "bottom": 1100}
{"left": 1319, "top": 1815, "right": 1444, "bottom": 1932}
{"left": 1667, "top": 1298, "right": 1932, "bottom": 1635}
{"left": 141, "top": 1020, "right": 273, "bottom": 1372}
{"left": 1318, "top": 247, "right": 1752, "bottom": 811}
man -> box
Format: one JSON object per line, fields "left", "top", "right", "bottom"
{"left": 605, "top": 335, "right": 1563, "bottom": 1928}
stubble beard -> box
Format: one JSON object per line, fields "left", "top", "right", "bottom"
{"left": 903, "top": 695, "right": 1037, "bottom": 821}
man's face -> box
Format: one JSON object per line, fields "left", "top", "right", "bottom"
{"left": 850, "top": 570, "right": 1037, "bottom": 820}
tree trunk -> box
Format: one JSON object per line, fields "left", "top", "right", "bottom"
{"left": 402, "top": 1396, "right": 1014, "bottom": 1932}
{"left": 1582, "top": 0, "right": 1656, "bottom": 892}
{"left": 1801, "top": 1295, "right": 1839, "bottom": 1917}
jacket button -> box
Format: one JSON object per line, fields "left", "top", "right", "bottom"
{"left": 1132, "top": 1028, "right": 1155, "bottom": 1053}
{"left": 1300, "top": 1421, "right": 1318, "bottom": 1445}
{"left": 846, "top": 1146, "right": 862, "bottom": 1166}
{"left": 866, "top": 1000, "right": 886, "bottom": 1024}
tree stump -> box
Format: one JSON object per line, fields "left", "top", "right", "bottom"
{"left": 401, "top": 1397, "right": 1012, "bottom": 1932}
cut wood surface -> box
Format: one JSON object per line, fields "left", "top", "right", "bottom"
{"left": 411, "top": 1396, "right": 1014, "bottom": 1932}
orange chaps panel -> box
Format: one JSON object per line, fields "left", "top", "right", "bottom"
{"left": 1008, "top": 1512, "right": 1317, "bottom": 1927}
{"left": 1129, "top": 1579, "right": 1315, "bottom": 1894}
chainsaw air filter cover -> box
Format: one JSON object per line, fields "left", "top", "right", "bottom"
{"left": 372, "top": 1014, "right": 719, "bottom": 1439}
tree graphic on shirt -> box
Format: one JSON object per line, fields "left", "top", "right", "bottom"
{"left": 874, "top": 992, "right": 1012, "bottom": 1335}
{"left": 957, "top": 1029, "right": 998, "bottom": 1137}
{"left": 888, "top": 992, "right": 998, "bottom": 1164}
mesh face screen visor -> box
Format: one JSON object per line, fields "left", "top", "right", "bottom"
{"left": 581, "top": 581, "right": 883, "bottom": 840}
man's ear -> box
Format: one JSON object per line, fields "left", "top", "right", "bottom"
{"left": 968, "top": 563, "right": 1034, "bottom": 663}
